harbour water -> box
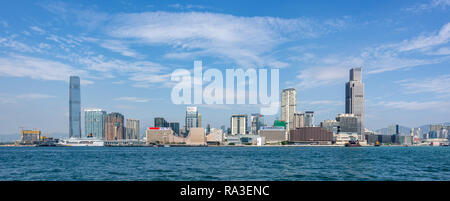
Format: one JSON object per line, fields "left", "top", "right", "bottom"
{"left": 0, "top": 146, "right": 449, "bottom": 181}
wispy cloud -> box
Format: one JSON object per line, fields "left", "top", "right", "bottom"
{"left": 398, "top": 74, "right": 450, "bottom": 94}
{"left": 376, "top": 100, "right": 450, "bottom": 111}
{"left": 30, "top": 26, "right": 46, "bottom": 34}
{"left": 298, "top": 100, "right": 344, "bottom": 106}
{"left": 17, "top": 93, "right": 55, "bottom": 99}
{"left": 114, "top": 97, "right": 151, "bottom": 103}
{"left": 405, "top": 0, "right": 450, "bottom": 12}
{"left": 0, "top": 55, "right": 91, "bottom": 84}
{"left": 107, "top": 11, "right": 347, "bottom": 68}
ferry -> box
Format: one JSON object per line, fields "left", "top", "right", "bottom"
{"left": 58, "top": 138, "right": 104, "bottom": 147}
{"left": 345, "top": 137, "right": 361, "bottom": 147}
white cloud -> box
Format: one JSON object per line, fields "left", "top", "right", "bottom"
{"left": 405, "top": 0, "right": 450, "bottom": 12}
{"left": 399, "top": 74, "right": 450, "bottom": 94}
{"left": 107, "top": 11, "right": 346, "bottom": 68}
{"left": 30, "top": 26, "right": 46, "bottom": 34}
{"left": 396, "top": 22, "right": 450, "bottom": 52}
{"left": 298, "top": 100, "right": 344, "bottom": 106}
{"left": 99, "top": 40, "right": 141, "bottom": 57}
{"left": 17, "top": 93, "right": 55, "bottom": 99}
{"left": 0, "top": 55, "right": 91, "bottom": 83}
{"left": 376, "top": 101, "right": 450, "bottom": 111}
{"left": 114, "top": 97, "right": 150, "bottom": 103}
{"left": 293, "top": 66, "right": 350, "bottom": 89}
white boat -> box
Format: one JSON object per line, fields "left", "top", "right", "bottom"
{"left": 58, "top": 138, "right": 104, "bottom": 147}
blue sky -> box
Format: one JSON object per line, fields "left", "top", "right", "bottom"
{"left": 0, "top": 0, "right": 449, "bottom": 136}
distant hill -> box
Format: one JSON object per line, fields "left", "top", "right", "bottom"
{"left": 417, "top": 122, "right": 450, "bottom": 134}
{"left": 376, "top": 125, "right": 411, "bottom": 135}
{"left": 376, "top": 122, "right": 450, "bottom": 135}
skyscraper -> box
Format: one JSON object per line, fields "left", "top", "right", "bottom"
{"left": 186, "top": 106, "right": 199, "bottom": 134}
{"left": 230, "top": 114, "right": 247, "bottom": 135}
{"left": 169, "top": 122, "right": 180, "bottom": 136}
{"left": 84, "top": 108, "right": 106, "bottom": 139}
{"left": 69, "top": 76, "right": 81, "bottom": 138}
{"left": 250, "top": 113, "right": 264, "bottom": 135}
{"left": 281, "top": 88, "right": 296, "bottom": 131}
{"left": 345, "top": 67, "right": 365, "bottom": 138}
{"left": 304, "top": 111, "right": 314, "bottom": 127}
{"left": 154, "top": 117, "right": 169, "bottom": 127}
{"left": 336, "top": 113, "right": 358, "bottom": 133}
{"left": 126, "top": 119, "right": 140, "bottom": 140}
{"left": 105, "top": 112, "right": 125, "bottom": 141}
{"left": 293, "top": 112, "right": 305, "bottom": 129}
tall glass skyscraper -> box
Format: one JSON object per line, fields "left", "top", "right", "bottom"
{"left": 69, "top": 76, "right": 81, "bottom": 138}
{"left": 185, "top": 106, "right": 199, "bottom": 134}
{"left": 84, "top": 108, "right": 106, "bottom": 139}
{"left": 345, "top": 67, "right": 365, "bottom": 138}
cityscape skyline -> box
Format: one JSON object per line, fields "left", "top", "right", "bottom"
{"left": 0, "top": 1, "right": 449, "bottom": 136}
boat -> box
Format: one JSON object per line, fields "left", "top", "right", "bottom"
{"left": 374, "top": 140, "right": 380, "bottom": 147}
{"left": 345, "top": 137, "right": 361, "bottom": 147}
{"left": 58, "top": 138, "right": 104, "bottom": 146}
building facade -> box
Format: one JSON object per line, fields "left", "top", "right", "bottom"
{"left": 84, "top": 108, "right": 106, "bottom": 139}
{"left": 185, "top": 106, "right": 199, "bottom": 133}
{"left": 293, "top": 112, "right": 305, "bottom": 129}
{"left": 231, "top": 114, "right": 248, "bottom": 135}
{"left": 154, "top": 117, "right": 169, "bottom": 127}
{"left": 345, "top": 67, "right": 365, "bottom": 138}
{"left": 258, "top": 127, "right": 287, "bottom": 144}
{"left": 289, "top": 127, "right": 333, "bottom": 144}
{"left": 169, "top": 122, "right": 180, "bottom": 136}
{"left": 304, "top": 111, "right": 314, "bottom": 127}
{"left": 69, "top": 76, "right": 81, "bottom": 138}
{"left": 250, "top": 113, "right": 264, "bottom": 135}
{"left": 105, "top": 112, "right": 125, "bottom": 141}
{"left": 336, "top": 113, "right": 359, "bottom": 133}
{"left": 126, "top": 119, "right": 140, "bottom": 140}
{"left": 281, "top": 88, "right": 296, "bottom": 131}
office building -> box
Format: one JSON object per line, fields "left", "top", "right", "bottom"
{"left": 185, "top": 106, "right": 199, "bottom": 133}
{"left": 105, "top": 112, "right": 125, "bottom": 141}
{"left": 20, "top": 129, "right": 41, "bottom": 145}
{"left": 345, "top": 67, "right": 365, "bottom": 137}
{"left": 320, "top": 119, "right": 339, "bottom": 134}
{"left": 258, "top": 126, "right": 287, "bottom": 144}
{"left": 281, "top": 88, "right": 296, "bottom": 131}
{"left": 126, "top": 119, "right": 140, "bottom": 140}
{"left": 289, "top": 127, "right": 333, "bottom": 145}
{"left": 336, "top": 113, "right": 359, "bottom": 133}
{"left": 169, "top": 122, "right": 180, "bottom": 136}
{"left": 154, "top": 117, "right": 169, "bottom": 127}
{"left": 304, "top": 111, "right": 314, "bottom": 127}
{"left": 84, "top": 108, "right": 106, "bottom": 139}
{"left": 250, "top": 113, "right": 264, "bottom": 135}
{"left": 69, "top": 75, "right": 81, "bottom": 138}
{"left": 293, "top": 112, "right": 305, "bottom": 129}
{"left": 231, "top": 114, "right": 248, "bottom": 135}
{"left": 198, "top": 113, "right": 202, "bottom": 128}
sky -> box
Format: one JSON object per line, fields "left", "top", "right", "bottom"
{"left": 0, "top": 0, "right": 449, "bottom": 137}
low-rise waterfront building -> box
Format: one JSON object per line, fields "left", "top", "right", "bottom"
{"left": 258, "top": 126, "right": 286, "bottom": 144}
{"left": 289, "top": 127, "right": 333, "bottom": 145}
{"left": 20, "top": 129, "right": 41, "bottom": 145}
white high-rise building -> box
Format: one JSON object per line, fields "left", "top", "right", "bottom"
{"left": 281, "top": 88, "right": 296, "bottom": 131}
{"left": 126, "top": 119, "right": 140, "bottom": 140}
{"left": 186, "top": 106, "right": 199, "bottom": 133}
{"left": 230, "top": 114, "right": 247, "bottom": 135}
{"left": 345, "top": 67, "right": 365, "bottom": 139}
